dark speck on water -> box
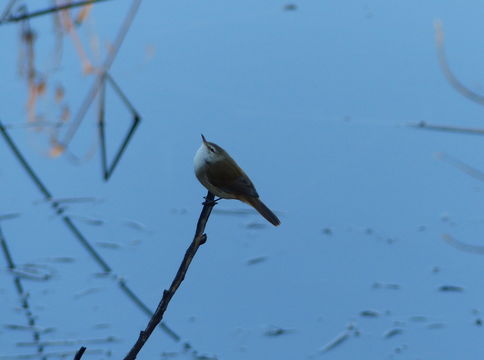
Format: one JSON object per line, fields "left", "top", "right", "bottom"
{"left": 372, "top": 282, "right": 400, "bottom": 290}
{"left": 246, "top": 256, "right": 267, "bottom": 265}
{"left": 383, "top": 328, "right": 403, "bottom": 339}
{"left": 438, "top": 285, "right": 464, "bottom": 292}
{"left": 264, "top": 326, "right": 294, "bottom": 337}
{"left": 360, "top": 310, "right": 380, "bottom": 318}
{"left": 283, "top": 4, "right": 297, "bottom": 11}
{"left": 245, "top": 222, "right": 266, "bottom": 230}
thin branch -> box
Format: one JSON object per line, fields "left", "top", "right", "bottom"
{"left": 105, "top": 73, "right": 140, "bottom": 117}
{"left": 73, "top": 347, "right": 86, "bottom": 360}
{"left": 0, "top": 0, "right": 111, "bottom": 24}
{"left": 117, "top": 279, "right": 181, "bottom": 342}
{"left": 434, "top": 20, "right": 484, "bottom": 105}
{"left": 0, "top": 118, "right": 183, "bottom": 346}
{"left": 98, "top": 73, "right": 141, "bottom": 181}
{"left": 98, "top": 75, "right": 108, "bottom": 178}
{"left": 0, "top": 0, "right": 18, "bottom": 22}
{"left": 0, "top": 121, "right": 53, "bottom": 199}
{"left": 443, "top": 234, "right": 484, "bottom": 255}
{"left": 409, "top": 121, "right": 484, "bottom": 136}
{"left": 436, "top": 152, "right": 484, "bottom": 183}
{"left": 59, "top": 0, "right": 142, "bottom": 148}
{"left": 0, "top": 225, "right": 46, "bottom": 359}
{"left": 123, "top": 192, "right": 216, "bottom": 360}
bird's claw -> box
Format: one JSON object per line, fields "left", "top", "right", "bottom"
{"left": 202, "top": 196, "right": 221, "bottom": 206}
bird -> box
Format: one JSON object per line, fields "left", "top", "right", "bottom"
{"left": 194, "top": 135, "right": 280, "bottom": 226}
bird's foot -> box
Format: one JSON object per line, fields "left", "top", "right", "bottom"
{"left": 202, "top": 196, "right": 222, "bottom": 206}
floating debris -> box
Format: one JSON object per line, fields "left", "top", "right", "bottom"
{"left": 372, "top": 282, "right": 400, "bottom": 290}
{"left": 360, "top": 310, "right": 380, "bottom": 318}
{"left": 0, "top": 349, "right": 107, "bottom": 359}
{"left": 213, "top": 209, "right": 254, "bottom": 216}
{"left": 10, "top": 263, "right": 55, "bottom": 281}
{"left": 70, "top": 215, "right": 105, "bottom": 226}
{"left": 320, "top": 331, "right": 351, "bottom": 353}
{"left": 383, "top": 328, "right": 403, "bottom": 339}
{"left": 74, "top": 287, "right": 104, "bottom": 299}
{"left": 264, "top": 326, "right": 295, "bottom": 337}
{"left": 443, "top": 234, "right": 484, "bottom": 255}
{"left": 438, "top": 285, "right": 464, "bottom": 293}
{"left": 92, "top": 272, "right": 112, "bottom": 278}
{"left": 284, "top": 3, "right": 297, "bottom": 11}
{"left": 346, "top": 322, "right": 360, "bottom": 337}
{"left": 427, "top": 323, "right": 446, "bottom": 329}
{"left": 129, "top": 239, "right": 142, "bottom": 246}
{"left": 40, "top": 257, "right": 75, "bottom": 264}
{"left": 122, "top": 219, "right": 148, "bottom": 231}
{"left": 160, "top": 351, "right": 179, "bottom": 359}
{"left": 95, "top": 241, "right": 121, "bottom": 249}
{"left": 409, "top": 315, "right": 427, "bottom": 323}
{"left": 193, "top": 354, "right": 218, "bottom": 360}
{"left": 245, "top": 222, "right": 266, "bottom": 230}
{"left": 440, "top": 213, "right": 451, "bottom": 223}
{"left": 0, "top": 213, "right": 21, "bottom": 221}
{"left": 246, "top": 256, "right": 267, "bottom": 265}
{"left": 471, "top": 310, "right": 482, "bottom": 326}
{"left": 393, "top": 345, "right": 408, "bottom": 354}
{"left": 17, "top": 336, "right": 119, "bottom": 347}
{"left": 3, "top": 324, "right": 55, "bottom": 334}
{"left": 93, "top": 323, "right": 111, "bottom": 330}
{"left": 33, "top": 197, "right": 103, "bottom": 205}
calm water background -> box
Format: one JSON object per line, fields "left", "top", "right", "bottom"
{"left": 2, "top": 1, "right": 484, "bottom": 359}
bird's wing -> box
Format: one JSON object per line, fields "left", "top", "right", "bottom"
{"left": 206, "top": 160, "right": 259, "bottom": 198}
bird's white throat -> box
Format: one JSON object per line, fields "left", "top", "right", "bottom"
{"left": 194, "top": 143, "right": 230, "bottom": 198}
{"left": 194, "top": 144, "right": 208, "bottom": 173}
{"left": 193, "top": 143, "right": 220, "bottom": 172}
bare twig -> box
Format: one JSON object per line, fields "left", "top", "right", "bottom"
{"left": 73, "top": 347, "right": 86, "bottom": 360}
{"left": 0, "top": 119, "right": 183, "bottom": 345}
{"left": 409, "top": 121, "right": 484, "bottom": 136}
{"left": 59, "top": 0, "right": 142, "bottom": 148}
{"left": 436, "top": 152, "right": 484, "bottom": 183}
{"left": 0, "top": 349, "right": 104, "bottom": 360}
{"left": 18, "top": 336, "right": 117, "bottom": 347}
{"left": 98, "top": 73, "right": 141, "bottom": 181}
{"left": 123, "top": 192, "right": 216, "bottom": 360}
{"left": 117, "top": 278, "right": 181, "bottom": 342}
{"left": 443, "top": 234, "right": 484, "bottom": 255}
{"left": 0, "top": 0, "right": 111, "bottom": 24}
{"left": 434, "top": 20, "right": 484, "bottom": 105}
{"left": 0, "top": 225, "right": 46, "bottom": 359}
{"left": 0, "top": 0, "right": 18, "bottom": 22}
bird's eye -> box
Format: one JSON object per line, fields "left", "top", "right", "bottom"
{"left": 209, "top": 147, "right": 215, "bottom": 153}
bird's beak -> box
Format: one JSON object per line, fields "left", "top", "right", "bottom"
{"left": 201, "top": 134, "right": 208, "bottom": 145}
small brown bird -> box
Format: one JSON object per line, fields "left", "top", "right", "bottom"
{"left": 194, "top": 135, "right": 280, "bottom": 226}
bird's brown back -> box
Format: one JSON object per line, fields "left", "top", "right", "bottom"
{"left": 205, "top": 143, "right": 259, "bottom": 198}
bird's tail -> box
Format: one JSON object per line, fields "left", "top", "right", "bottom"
{"left": 244, "top": 197, "right": 281, "bottom": 226}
